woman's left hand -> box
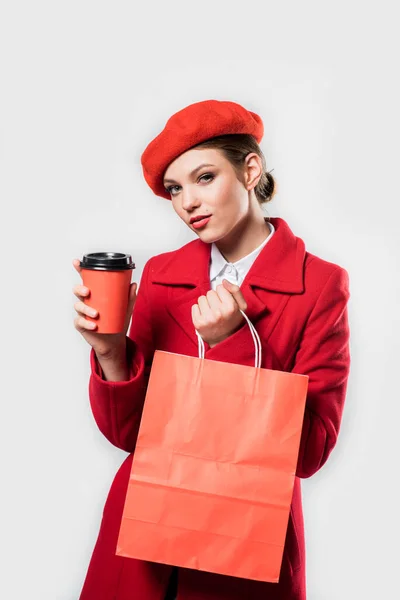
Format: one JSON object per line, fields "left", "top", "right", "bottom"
{"left": 191, "top": 279, "right": 248, "bottom": 348}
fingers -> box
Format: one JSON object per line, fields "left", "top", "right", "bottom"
{"left": 73, "top": 279, "right": 138, "bottom": 337}
{"left": 122, "top": 282, "right": 138, "bottom": 334}
{"left": 197, "top": 294, "right": 221, "bottom": 323}
{"left": 205, "top": 287, "right": 233, "bottom": 318}
{"left": 72, "top": 259, "right": 96, "bottom": 331}
{"left": 129, "top": 282, "right": 137, "bottom": 302}
{"left": 126, "top": 282, "right": 137, "bottom": 314}
{"left": 212, "top": 285, "right": 239, "bottom": 313}
{"left": 192, "top": 284, "right": 246, "bottom": 344}
{"left": 73, "top": 299, "right": 98, "bottom": 332}
{"left": 72, "top": 259, "right": 89, "bottom": 300}
{"left": 191, "top": 303, "right": 202, "bottom": 328}
{"left": 195, "top": 288, "right": 231, "bottom": 327}
{"left": 72, "top": 283, "right": 90, "bottom": 300}
{"left": 74, "top": 299, "right": 98, "bottom": 319}
{"left": 74, "top": 314, "right": 98, "bottom": 331}
{"left": 72, "top": 258, "right": 82, "bottom": 274}
{"left": 221, "top": 279, "right": 248, "bottom": 311}
{"left": 196, "top": 284, "right": 246, "bottom": 320}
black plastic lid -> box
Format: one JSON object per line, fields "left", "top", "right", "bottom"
{"left": 80, "top": 252, "right": 135, "bottom": 271}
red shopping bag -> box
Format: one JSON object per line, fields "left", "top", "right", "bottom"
{"left": 116, "top": 311, "right": 308, "bottom": 583}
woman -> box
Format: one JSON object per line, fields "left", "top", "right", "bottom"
{"left": 73, "top": 99, "right": 351, "bottom": 600}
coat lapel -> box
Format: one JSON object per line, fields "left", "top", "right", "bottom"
{"left": 151, "top": 217, "right": 306, "bottom": 352}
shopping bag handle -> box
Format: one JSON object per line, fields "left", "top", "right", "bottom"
{"left": 195, "top": 309, "right": 262, "bottom": 368}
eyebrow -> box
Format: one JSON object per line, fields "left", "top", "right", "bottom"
{"left": 163, "top": 163, "right": 216, "bottom": 186}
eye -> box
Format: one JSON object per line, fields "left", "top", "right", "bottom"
{"left": 165, "top": 173, "right": 214, "bottom": 196}
{"left": 198, "top": 173, "right": 214, "bottom": 184}
{"left": 165, "top": 184, "right": 181, "bottom": 196}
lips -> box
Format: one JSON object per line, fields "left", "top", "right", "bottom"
{"left": 192, "top": 216, "right": 211, "bottom": 230}
{"left": 190, "top": 214, "right": 211, "bottom": 224}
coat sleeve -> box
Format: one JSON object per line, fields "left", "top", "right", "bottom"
{"left": 292, "top": 266, "right": 351, "bottom": 478}
{"left": 88, "top": 256, "right": 155, "bottom": 453}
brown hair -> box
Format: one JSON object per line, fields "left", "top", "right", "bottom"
{"left": 192, "top": 133, "right": 276, "bottom": 206}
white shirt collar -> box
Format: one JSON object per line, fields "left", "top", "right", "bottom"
{"left": 210, "top": 220, "right": 275, "bottom": 285}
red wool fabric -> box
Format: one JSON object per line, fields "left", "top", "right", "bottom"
{"left": 140, "top": 99, "right": 264, "bottom": 200}
{"left": 79, "top": 217, "right": 351, "bottom": 600}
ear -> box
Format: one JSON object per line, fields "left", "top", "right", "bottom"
{"left": 243, "top": 153, "right": 263, "bottom": 191}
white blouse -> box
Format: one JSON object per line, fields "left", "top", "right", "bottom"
{"left": 209, "top": 220, "right": 275, "bottom": 290}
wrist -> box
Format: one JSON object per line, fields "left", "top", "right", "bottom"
{"left": 95, "top": 339, "right": 127, "bottom": 362}
{"left": 95, "top": 341, "right": 130, "bottom": 382}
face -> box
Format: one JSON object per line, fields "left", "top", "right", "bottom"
{"left": 163, "top": 148, "right": 260, "bottom": 244}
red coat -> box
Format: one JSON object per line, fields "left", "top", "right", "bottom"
{"left": 79, "top": 217, "right": 351, "bottom": 600}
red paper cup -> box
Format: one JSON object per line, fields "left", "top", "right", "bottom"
{"left": 80, "top": 252, "right": 135, "bottom": 334}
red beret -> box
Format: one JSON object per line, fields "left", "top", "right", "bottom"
{"left": 140, "top": 99, "right": 264, "bottom": 200}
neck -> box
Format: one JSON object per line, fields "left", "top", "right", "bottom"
{"left": 215, "top": 213, "right": 271, "bottom": 264}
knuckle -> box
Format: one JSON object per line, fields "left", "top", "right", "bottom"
{"left": 76, "top": 300, "right": 86, "bottom": 314}
{"left": 225, "top": 306, "right": 235, "bottom": 317}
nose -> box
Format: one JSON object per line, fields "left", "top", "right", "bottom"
{"left": 181, "top": 187, "right": 200, "bottom": 212}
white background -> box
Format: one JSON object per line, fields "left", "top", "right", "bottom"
{"left": 1, "top": 1, "right": 399, "bottom": 598}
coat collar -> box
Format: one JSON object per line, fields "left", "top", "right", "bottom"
{"left": 209, "top": 219, "right": 275, "bottom": 285}
{"left": 151, "top": 217, "right": 306, "bottom": 351}
{"left": 151, "top": 217, "right": 305, "bottom": 294}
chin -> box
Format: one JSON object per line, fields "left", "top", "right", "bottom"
{"left": 196, "top": 230, "right": 214, "bottom": 242}
{"left": 195, "top": 223, "right": 217, "bottom": 238}
{"left": 199, "top": 231, "right": 224, "bottom": 246}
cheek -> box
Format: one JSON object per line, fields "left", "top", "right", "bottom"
{"left": 171, "top": 201, "right": 184, "bottom": 219}
{"left": 171, "top": 197, "right": 181, "bottom": 210}
{"left": 206, "top": 177, "right": 240, "bottom": 206}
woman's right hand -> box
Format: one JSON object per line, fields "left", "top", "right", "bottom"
{"left": 72, "top": 258, "right": 138, "bottom": 359}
